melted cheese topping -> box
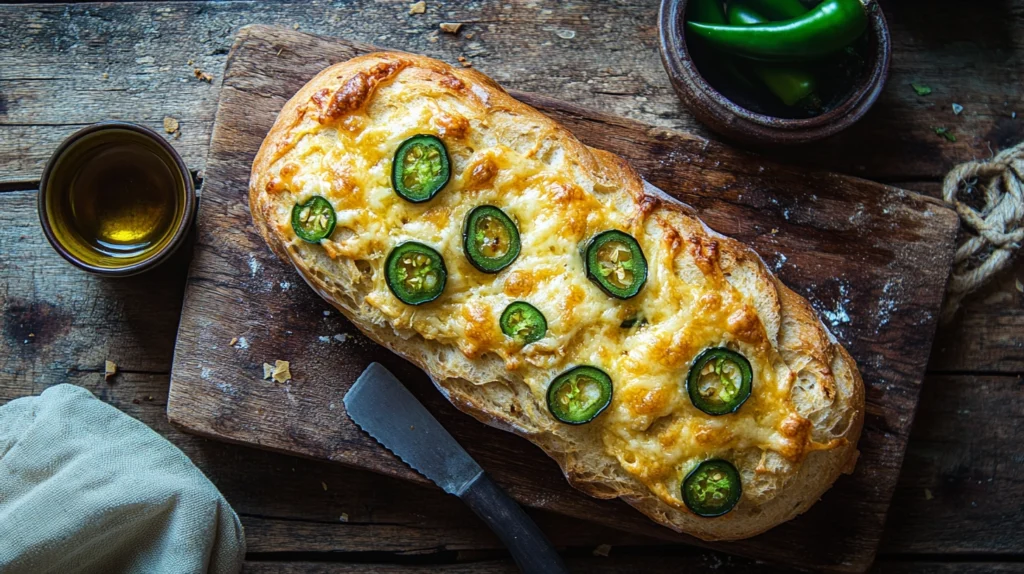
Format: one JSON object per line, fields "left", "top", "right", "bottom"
{"left": 262, "top": 62, "right": 823, "bottom": 512}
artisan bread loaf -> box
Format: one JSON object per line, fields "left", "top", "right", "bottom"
{"left": 249, "top": 52, "right": 864, "bottom": 540}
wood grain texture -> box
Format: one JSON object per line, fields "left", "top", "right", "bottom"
{"left": 2, "top": 2, "right": 1022, "bottom": 571}
{"left": 881, "top": 374, "right": 1024, "bottom": 555}
{"left": 166, "top": 26, "right": 958, "bottom": 572}
{"left": 2, "top": 186, "right": 1019, "bottom": 564}
{"left": 241, "top": 559, "right": 1024, "bottom": 574}
{"left": 1, "top": 0, "right": 1022, "bottom": 184}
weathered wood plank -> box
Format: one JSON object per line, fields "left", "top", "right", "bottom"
{"left": 0, "top": 189, "right": 1018, "bottom": 561}
{"left": 881, "top": 374, "right": 1024, "bottom": 555}
{"left": 0, "top": 190, "right": 187, "bottom": 386}
{"left": 0, "top": 369, "right": 660, "bottom": 556}
{"left": 240, "top": 558, "right": 1024, "bottom": 573}
{"left": 1, "top": 0, "right": 1022, "bottom": 184}
{"left": 167, "top": 25, "right": 959, "bottom": 573}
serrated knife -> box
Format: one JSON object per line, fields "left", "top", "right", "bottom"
{"left": 344, "top": 362, "right": 569, "bottom": 574}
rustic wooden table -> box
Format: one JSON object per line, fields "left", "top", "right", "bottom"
{"left": 1, "top": 1, "right": 1021, "bottom": 572}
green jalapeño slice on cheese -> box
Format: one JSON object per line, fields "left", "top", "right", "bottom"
{"left": 686, "top": 347, "right": 753, "bottom": 416}
{"left": 392, "top": 134, "right": 451, "bottom": 203}
{"left": 683, "top": 459, "right": 742, "bottom": 517}
{"left": 291, "top": 196, "right": 336, "bottom": 243}
{"left": 584, "top": 230, "right": 648, "bottom": 299}
{"left": 385, "top": 242, "right": 447, "bottom": 305}
{"left": 500, "top": 301, "right": 547, "bottom": 344}
{"left": 463, "top": 205, "right": 521, "bottom": 273}
{"left": 546, "top": 366, "right": 613, "bottom": 425}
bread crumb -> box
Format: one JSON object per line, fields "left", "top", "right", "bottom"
{"left": 457, "top": 56, "right": 472, "bottom": 68}
{"left": 292, "top": 23, "right": 300, "bottom": 29}
{"left": 409, "top": 1, "right": 426, "bottom": 14}
{"left": 163, "top": 117, "right": 179, "bottom": 134}
{"left": 465, "top": 32, "right": 475, "bottom": 39}
{"left": 263, "top": 363, "right": 274, "bottom": 380}
{"left": 273, "top": 360, "right": 291, "bottom": 383}
{"left": 340, "top": 513, "right": 349, "bottom": 522}
{"left": 104, "top": 360, "right": 117, "bottom": 381}
{"left": 924, "top": 488, "right": 934, "bottom": 500}
{"left": 102, "top": 72, "right": 109, "bottom": 80}
{"left": 187, "top": 58, "right": 194, "bottom": 66}
{"left": 229, "top": 337, "right": 239, "bottom": 346}
{"left": 440, "top": 22, "right": 463, "bottom": 34}
{"left": 593, "top": 544, "right": 611, "bottom": 557}
{"left": 193, "top": 68, "right": 213, "bottom": 83}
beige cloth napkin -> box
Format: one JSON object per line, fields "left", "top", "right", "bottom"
{"left": 0, "top": 384, "right": 245, "bottom": 573}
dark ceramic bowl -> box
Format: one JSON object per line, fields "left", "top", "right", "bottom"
{"left": 658, "top": 0, "right": 891, "bottom": 145}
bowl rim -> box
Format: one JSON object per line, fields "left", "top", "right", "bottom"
{"left": 37, "top": 121, "right": 196, "bottom": 277}
{"left": 658, "top": 0, "right": 891, "bottom": 143}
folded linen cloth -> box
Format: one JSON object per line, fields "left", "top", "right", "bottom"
{"left": 0, "top": 384, "right": 245, "bottom": 574}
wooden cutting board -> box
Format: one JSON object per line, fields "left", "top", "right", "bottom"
{"left": 168, "top": 25, "right": 958, "bottom": 572}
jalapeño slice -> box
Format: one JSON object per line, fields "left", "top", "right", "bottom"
{"left": 500, "top": 301, "right": 547, "bottom": 344}
{"left": 686, "top": 348, "right": 753, "bottom": 416}
{"left": 463, "top": 205, "right": 521, "bottom": 273}
{"left": 546, "top": 366, "right": 613, "bottom": 425}
{"left": 291, "top": 196, "right": 337, "bottom": 243}
{"left": 391, "top": 135, "right": 451, "bottom": 203}
{"left": 385, "top": 242, "right": 447, "bottom": 305}
{"left": 584, "top": 230, "right": 648, "bottom": 299}
{"left": 683, "top": 459, "right": 742, "bottom": 518}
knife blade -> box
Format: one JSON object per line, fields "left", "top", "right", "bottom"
{"left": 344, "top": 363, "right": 568, "bottom": 574}
{"left": 344, "top": 362, "right": 483, "bottom": 495}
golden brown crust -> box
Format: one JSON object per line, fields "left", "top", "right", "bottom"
{"left": 249, "top": 52, "right": 864, "bottom": 541}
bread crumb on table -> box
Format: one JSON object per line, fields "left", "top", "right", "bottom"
{"left": 409, "top": 1, "right": 426, "bottom": 15}
{"left": 593, "top": 544, "right": 611, "bottom": 557}
{"left": 163, "top": 117, "right": 179, "bottom": 135}
{"left": 272, "top": 360, "right": 291, "bottom": 383}
{"left": 263, "top": 363, "right": 274, "bottom": 380}
{"left": 440, "top": 22, "right": 463, "bottom": 34}
{"left": 229, "top": 337, "right": 239, "bottom": 347}
{"left": 104, "top": 360, "right": 117, "bottom": 381}
{"left": 193, "top": 68, "right": 213, "bottom": 83}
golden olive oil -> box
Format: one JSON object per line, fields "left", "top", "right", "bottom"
{"left": 44, "top": 128, "right": 186, "bottom": 270}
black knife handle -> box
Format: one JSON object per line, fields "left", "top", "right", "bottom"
{"left": 459, "top": 472, "right": 569, "bottom": 574}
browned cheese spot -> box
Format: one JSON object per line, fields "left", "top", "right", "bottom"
{"left": 322, "top": 60, "right": 408, "bottom": 121}
{"left": 461, "top": 302, "right": 497, "bottom": 359}
{"left": 467, "top": 155, "right": 498, "bottom": 188}
{"left": 503, "top": 269, "right": 536, "bottom": 297}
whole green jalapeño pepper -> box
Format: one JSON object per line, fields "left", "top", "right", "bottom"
{"left": 687, "top": 0, "right": 869, "bottom": 62}
{"left": 740, "top": 0, "right": 807, "bottom": 20}
{"left": 688, "top": 0, "right": 754, "bottom": 90}
{"left": 727, "top": 2, "right": 822, "bottom": 109}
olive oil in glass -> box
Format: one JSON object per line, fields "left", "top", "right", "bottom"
{"left": 43, "top": 127, "right": 186, "bottom": 270}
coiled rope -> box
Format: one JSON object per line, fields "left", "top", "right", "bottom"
{"left": 941, "top": 141, "right": 1024, "bottom": 322}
